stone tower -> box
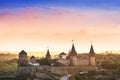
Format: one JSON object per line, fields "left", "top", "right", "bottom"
{"left": 46, "top": 48, "right": 51, "bottom": 59}
{"left": 89, "top": 44, "right": 96, "bottom": 66}
{"left": 69, "top": 41, "right": 78, "bottom": 66}
{"left": 18, "top": 50, "right": 28, "bottom": 67}
{"left": 30, "top": 56, "right": 36, "bottom": 63}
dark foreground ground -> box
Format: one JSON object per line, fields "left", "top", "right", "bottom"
{"left": 0, "top": 77, "right": 26, "bottom": 80}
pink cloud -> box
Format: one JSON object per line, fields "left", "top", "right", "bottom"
{"left": 0, "top": 7, "right": 120, "bottom": 51}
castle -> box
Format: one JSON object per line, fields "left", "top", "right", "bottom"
{"left": 16, "top": 41, "right": 96, "bottom": 76}
{"left": 47, "top": 42, "right": 96, "bottom": 67}
{"left": 18, "top": 41, "right": 96, "bottom": 68}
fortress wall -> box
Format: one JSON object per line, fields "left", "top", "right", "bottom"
{"left": 16, "top": 66, "right": 97, "bottom": 76}
{"left": 57, "top": 59, "right": 70, "bottom": 66}
{"left": 90, "top": 57, "right": 96, "bottom": 66}
{"left": 50, "top": 66, "right": 97, "bottom": 75}
{"left": 77, "top": 59, "right": 89, "bottom": 66}
{"left": 16, "top": 66, "right": 33, "bottom": 75}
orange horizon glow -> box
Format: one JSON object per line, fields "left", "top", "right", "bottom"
{"left": 0, "top": 8, "right": 120, "bottom": 52}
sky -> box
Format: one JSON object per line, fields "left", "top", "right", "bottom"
{"left": 0, "top": 0, "right": 120, "bottom": 53}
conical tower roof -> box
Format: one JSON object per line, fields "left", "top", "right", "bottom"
{"left": 46, "top": 49, "right": 51, "bottom": 56}
{"left": 69, "top": 41, "right": 77, "bottom": 56}
{"left": 19, "top": 50, "right": 27, "bottom": 55}
{"left": 46, "top": 48, "right": 51, "bottom": 59}
{"left": 71, "top": 43, "right": 77, "bottom": 53}
{"left": 89, "top": 44, "right": 95, "bottom": 54}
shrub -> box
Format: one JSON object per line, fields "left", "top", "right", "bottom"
{"left": 37, "top": 58, "right": 51, "bottom": 65}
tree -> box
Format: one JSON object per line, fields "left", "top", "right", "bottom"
{"left": 37, "top": 58, "right": 51, "bottom": 65}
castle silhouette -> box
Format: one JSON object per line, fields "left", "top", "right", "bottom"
{"left": 18, "top": 41, "right": 96, "bottom": 67}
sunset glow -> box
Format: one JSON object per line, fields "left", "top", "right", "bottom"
{"left": 0, "top": 0, "right": 120, "bottom": 53}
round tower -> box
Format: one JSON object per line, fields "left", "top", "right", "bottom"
{"left": 89, "top": 44, "right": 96, "bottom": 66}
{"left": 68, "top": 40, "right": 78, "bottom": 66}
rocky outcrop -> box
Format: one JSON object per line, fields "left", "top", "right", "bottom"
{"left": 15, "top": 66, "right": 33, "bottom": 76}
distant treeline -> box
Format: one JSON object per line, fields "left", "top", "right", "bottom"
{"left": 0, "top": 53, "right": 18, "bottom": 61}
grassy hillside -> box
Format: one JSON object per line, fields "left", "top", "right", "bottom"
{"left": 0, "top": 59, "right": 17, "bottom": 74}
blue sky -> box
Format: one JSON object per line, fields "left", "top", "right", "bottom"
{"left": 0, "top": 0, "right": 120, "bottom": 52}
{"left": 0, "top": 0, "right": 120, "bottom": 10}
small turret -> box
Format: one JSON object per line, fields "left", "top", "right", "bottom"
{"left": 59, "top": 52, "right": 67, "bottom": 59}
{"left": 46, "top": 48, "right": 51, "bottom": 59}
{"left": 30, "top": 56, "right": 36, "bottom": 63}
